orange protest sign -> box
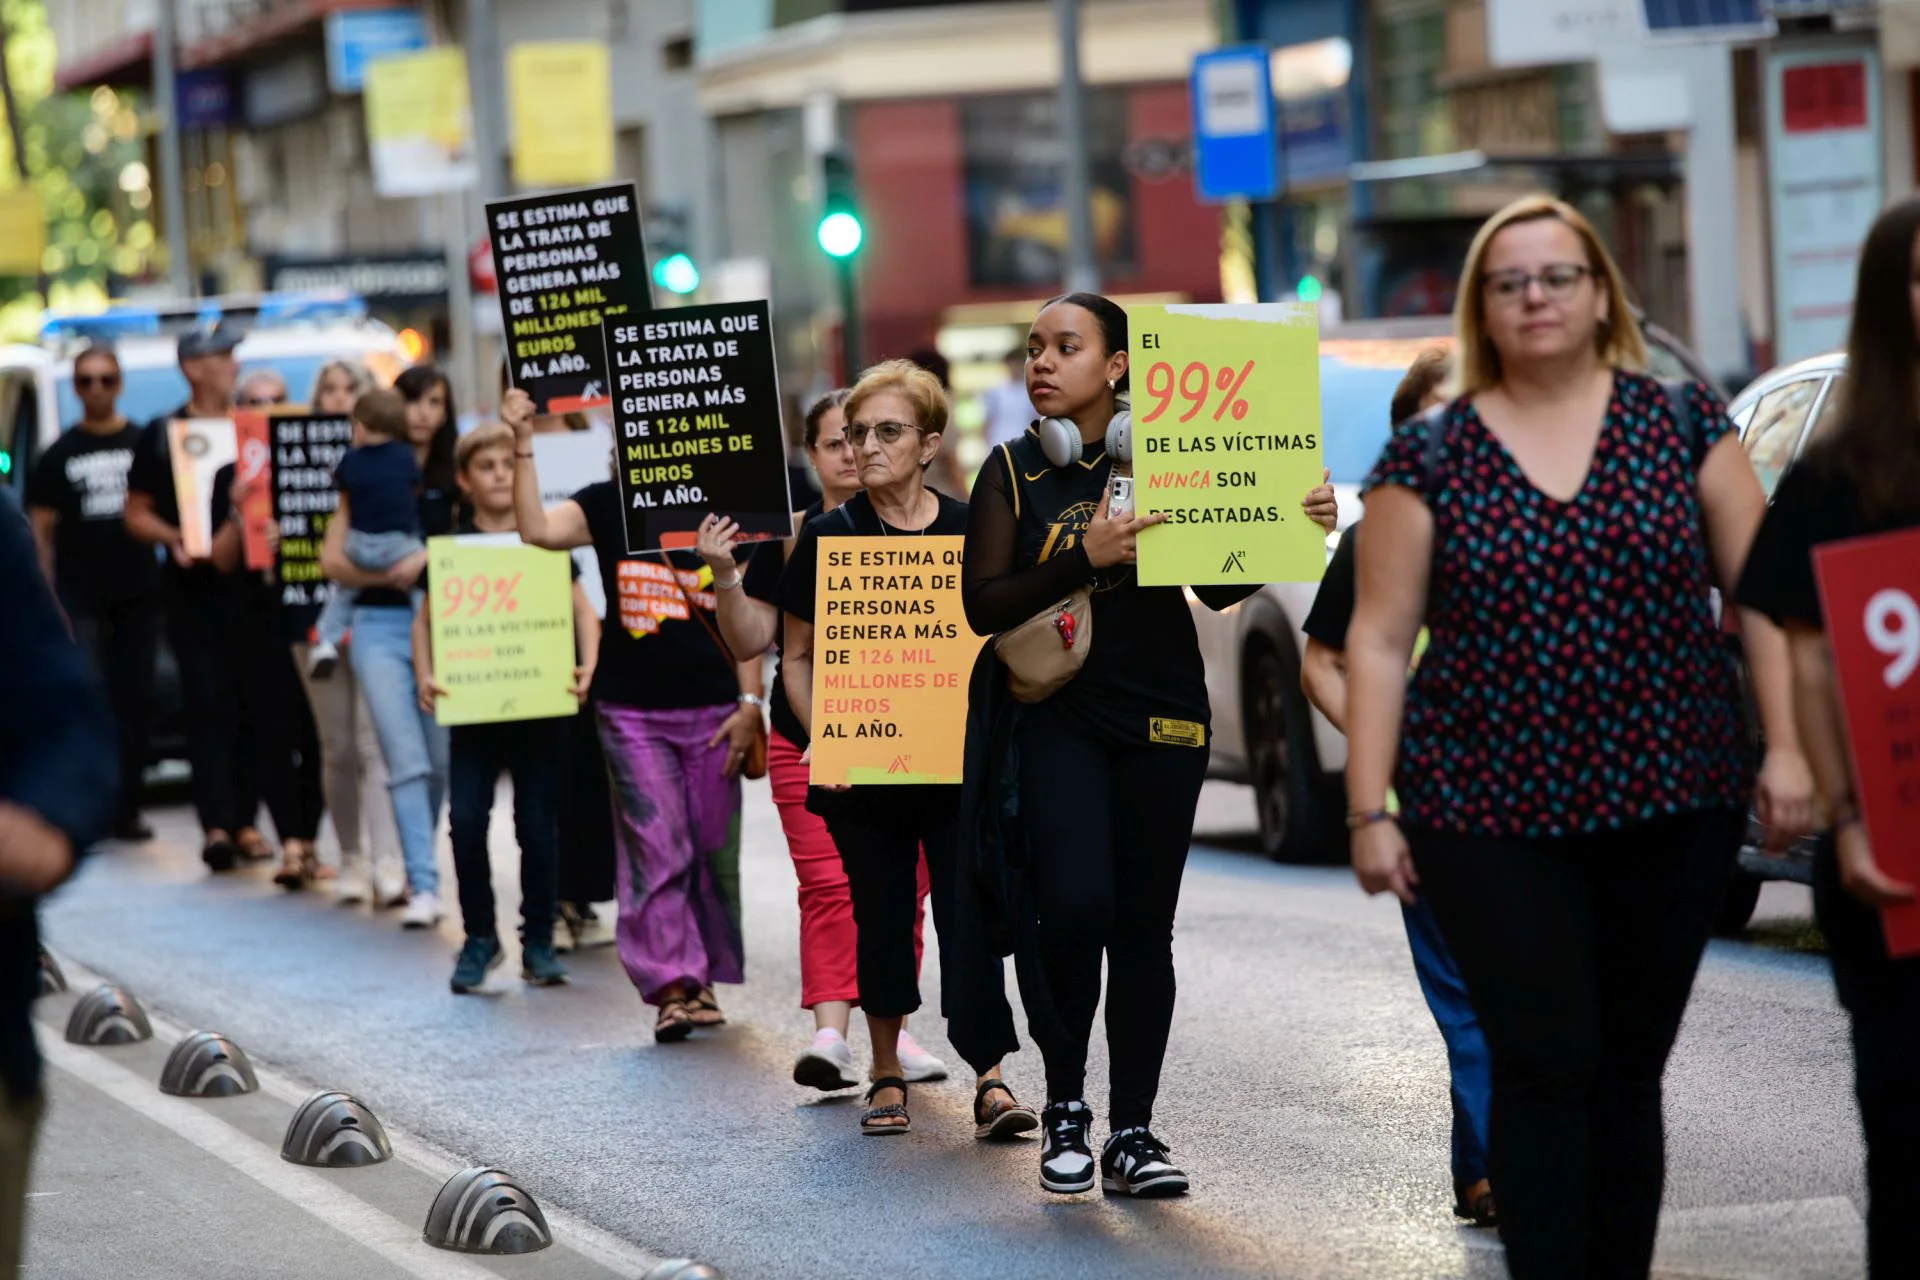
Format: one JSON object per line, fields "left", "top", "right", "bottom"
{"left": 808, "top": 535, "right": 983, "bottom": 786}
{"left": 168, "top": 417, "right": 236, "bottom": 559}
{"left": 234, "top": 413, "right": 275, "bottom": 571}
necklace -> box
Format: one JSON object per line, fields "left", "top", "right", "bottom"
{"left": 877, "top": 490, "right": 932, "bottom": 536}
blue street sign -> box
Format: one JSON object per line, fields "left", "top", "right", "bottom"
{"left": 325, "top": 7, "right": 429, "bottom": 94}
{"left": 1640, "top": 0, "right": 1765, "bottom": 35}
{"left": 1190, "top": 46, "right": 1278, "bottom": 204}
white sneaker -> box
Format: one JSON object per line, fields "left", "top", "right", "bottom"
{"left": 306, "top": 640, "right": 340, "bottom": 680}
{"left": 335, "top": 870, "right": 371, "bottom": 906}
{"left": 399, "top": 891, "right": 441, "bottom": 930}
{"left": 792, "top": 1029, "right": 861, "bottom": 1092}
{"left": 898, "top": 1031, "right": 950, "bottom": 1083}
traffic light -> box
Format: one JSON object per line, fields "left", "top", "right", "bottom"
{"left": 653, "top": 253, "right": 700, "bottom": 296}
{"left": 816, "top": 148, "right": 863, "bottom": 260}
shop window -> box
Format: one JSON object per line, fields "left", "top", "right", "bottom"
{"left": 959, "top": 91, "right": 1136, "bottom": 289}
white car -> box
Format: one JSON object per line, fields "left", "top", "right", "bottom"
{"left": 1192, "top": 316, "right": 1724, "bottom": 861}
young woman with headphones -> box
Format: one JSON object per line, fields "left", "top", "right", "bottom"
{"left": 960, "top": 293, "right": 1337, "bottom": 1197}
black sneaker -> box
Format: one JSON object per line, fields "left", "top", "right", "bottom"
{"left": 521, "top": 942, "right": 568, "bottom": 987}
{"left": 1101, "top": 1127, "right": 1189, "bottom": 1198}
{"left": 450, "top": 936, "right": 504, "bottom": 994}
{"left": 202, "top": 838, "right": 240, "bottom": 873}
{"left": 1039, "top": 1101, "right": 1096, "bottom": 1194}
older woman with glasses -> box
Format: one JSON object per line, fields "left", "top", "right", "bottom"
{"left": 776, "top": 360, "right": 1033, "bottom": 1139}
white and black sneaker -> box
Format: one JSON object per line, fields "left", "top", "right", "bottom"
{"left": 1101, "top": 1127, "right": 1189, "bottom": 1198}
{"left": 1039, "top": 1101, "right": 1096, "bottom": 1194}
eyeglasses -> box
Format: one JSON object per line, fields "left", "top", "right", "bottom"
{"left": 846, "top": 421, "right": 923, "bottom": 447}
{"left": 1482, "top": 264, "right": 1592, "bottom": 304}
{"left": 76, "top": 374, "right": 120, "bottom": 390}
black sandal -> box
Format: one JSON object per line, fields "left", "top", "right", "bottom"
{"left": 973, "top": 1078, "right": 1040, "bottom": 1141}
{"left": 654, "top": 997, "right": 695, "bottom": 1044}
{"left": 1453, "top": 1180, "right": 1499, "bottom": 1229}
{"left": 861, "top": 1077, "right": 911, "bottom": 1136}
{"left": 687, "top": 986, "right": 726, "bottom": 1027}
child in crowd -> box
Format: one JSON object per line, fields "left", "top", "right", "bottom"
{"left": 309, "top": 388, "right": 423, "bottom": 679}
{"left": 412, "top": 422, "right": 600, "bottom": 992}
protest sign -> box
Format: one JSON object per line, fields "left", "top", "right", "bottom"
{"left": 808, "top": 536, "right": 982, "bottom": 786}
{"left": 426, "top": 534, "right": 578, "bottom": 726}
{"left": 234, "top": 412, "right": 275, "bottom": 571}
{"left": 168, "top": 418, "right": 236, "bottom": 559}
{"left": 507, "top": 43, "right": 614, "bottom": 188}
{"left": 487, "top": 182, "right": 649, "bottom": 415}
{"left": 1815, "top": 528, "right": 1920, "bottom": 957}
{"left": 363, "top": 46, "right": 476, "bottom": 197}
{"left": 271, "top": 415, "right": 352, "bottom": 628}
{"left": 1130, "top": 303, "right": 1324, "bottom": 586}
{"left": 532, "top": 427, "right": 613, "bottom": 618}
{"left": 606, "top": 299, "right": 792, "bottom": 552}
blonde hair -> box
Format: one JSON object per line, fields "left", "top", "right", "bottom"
{"left": 1452, "top": 195, "right": 1644, "bottom": 395}
{"left": 308, "top": 359, "right": 371, "bottom": 405}
{"left": 455, "top": 421, "right": 517, "bottom": 472}
{"left": 844, "top": 359, "right": 949, "bottom": 438}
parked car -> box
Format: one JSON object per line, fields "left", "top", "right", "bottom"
{"left": 3, "top": 292, "right": 408, "bottom": 773}
{"left": 1191, "top": 314, "right": 1723, "bottom": 861}
{"left": 1711, "top": 350, "right": 1845, "bottom": 931}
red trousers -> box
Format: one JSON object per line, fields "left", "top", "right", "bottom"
{"left": 768, "top": 730, "right": 927, "bottom": 1008}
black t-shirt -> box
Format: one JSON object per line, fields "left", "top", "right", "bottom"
{"left": 575, "top": 480, "right": 740, "bottom": 710}
{"left": 353, "top": 482, "right": 456, "bottom": 610}
{"left": 25, "top": 423, "right": 160, "bottom": 606}
{"left": 336, "top": 440, "right": 422, "bottom": 535}
{"left": 743, "top": 500, "right": 821, "bottom": 748}
{"left": 778, "top": 488, "right": 971, "bottom": 819}
{"left": 961, "top": 431, "right": 1250, "bottom": 749}
{"left": 127, "top": 405, "right": 223, "bottom": 594}
{"left": 1736, "top": 454, "right": 1920, "bottom": 630}
{"left": 1303, "top": 521, "right": 1358, "bottom": 650}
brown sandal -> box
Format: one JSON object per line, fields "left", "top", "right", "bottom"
{"left": 272, "top": 850, "right": 310, "bottom": 890}
{"left": 861, "top": 1077, "right": 911, "bottom": 1135}
{"left": 687, "top": 986, "right": 726, "bottom": 1027}
{"left": 654, "top": 997, "right": 695, "bottom": 1043}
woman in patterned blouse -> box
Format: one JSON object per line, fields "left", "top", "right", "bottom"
{"left": 1342, "top": 194, "right": 1815, "bottom": 1279}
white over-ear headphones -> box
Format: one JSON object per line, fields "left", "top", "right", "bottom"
{"left": 1035, "top": 410, "right": 1131, "bottom": 469}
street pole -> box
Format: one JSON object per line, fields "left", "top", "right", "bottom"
{"left": 152, "top": 0, "right": 192, "bottom": 296}
{"left": 836, "top": 255, "right": 859, "bottom": 384}
{"left": 1054, "top": 0, "right": 1099, "bottom": 295}
{"left": 465, "top": 0, "right": 508, "bottom": 202}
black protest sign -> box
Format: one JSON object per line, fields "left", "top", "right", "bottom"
{"left": 608, "top": 299, "right": 793, "bottom": 552}
{"left": 271, "top": 415, "right": 352, "bottom": 629}
{"left": 487, "top": 182, "right": 651, "bottom": 415}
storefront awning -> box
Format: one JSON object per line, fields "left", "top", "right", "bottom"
{"left": 1348, "top": 149, "right": 1682, "bottom": 192}
{"left": 53, "top": 30, "right": 154, "bottom": 92}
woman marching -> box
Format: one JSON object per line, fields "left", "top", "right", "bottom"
{"left": 775, "top": 362, "right": 1035, "bottom": 1137}
{"left": 508, "top": 389, "right": 764, "bottom": 1042}
{"left": 1736, "top": 197, "right": 1920, "bottom": 1278}
{"left": 695, "top": 389, "right": 945, "bottom": 1091}
{"left": 1343, "top": 195, "right": 1814, "bottom": 1277}
{"left": 959, "top": 293, "right": 1338, "bottom": 1197}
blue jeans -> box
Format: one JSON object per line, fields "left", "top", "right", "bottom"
{"left": 448, "top": 718, "right": 566, "bottom": 946}
{"left": 316, "top": 530, "right": 423, "bottom": 648}
{"left": 348, "top": 604, "right": 447, "bottom": 895}
{"left": 1403, "top": 893, "right": 1492, "bottom": 1187}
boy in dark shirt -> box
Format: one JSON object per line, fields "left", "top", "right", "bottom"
{"left": 308, "top": 388, "right": 423, "bottom": 678}
{"left": 413, "top": 423, "right": 599, "bottom": 992}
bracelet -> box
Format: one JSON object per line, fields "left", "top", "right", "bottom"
{"left": 736, "top": 693, "right": 765, "bottom": 710}
{"left": 1345, "top": 808, "right": 1393, "bottom": 831}
{"left": 714, "top": 572, "right": 744, "bottom": 591}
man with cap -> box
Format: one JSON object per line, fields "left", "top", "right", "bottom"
{"left": 124, "top": 320, "right": 267, "bottom": 871}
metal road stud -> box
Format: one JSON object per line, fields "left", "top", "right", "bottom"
{"left": 37, "top": 948, "right": 65, "bottom": 995}
{"left": 159, "top": 1031, "right": 259, "bottom": 1098}
{"left": 643, "top": 1262, "right": 726, "bottom": 1280}
{"left": 280, "top": 1091, "right": 393, "bottom": 1168}
{"left": 64, "top": 984, "right": 152, "bottom": 1045}
{"left": 423, "top": 1167, "right": 552, "bottom": 1255}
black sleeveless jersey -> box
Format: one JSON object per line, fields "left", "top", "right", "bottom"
{"left": 993, "top": 430, "right": 1212, "bottom": 749}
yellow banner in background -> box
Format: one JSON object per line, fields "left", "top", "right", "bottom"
{"left": 808, "top": 536, "right": 983, "bottom": 786}
{"left": 0, "top": 189, "right": 44, "bottom": 277}
{"left": 1131, "top": 302, "right": 1325, "bottom": 586}
{"left": 363, "top": 47, "right": 476, "bottom": 197}
{"left": 427, "top": 535, "right": 578, "bottom": 726}
{"left": 507, "top": 43, "right": 614, "bottom": 188}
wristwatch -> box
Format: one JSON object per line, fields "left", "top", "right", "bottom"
{"left": 737, "top": 693, "right": 766, "bottom": 710}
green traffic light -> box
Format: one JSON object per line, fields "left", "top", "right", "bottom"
{"left": 817, "top": 211, "right": 863, "bottom": 259}
{"left": 1296, "top": 275, "right": 1323, "bottom": 304}
{"left": 653, "top": 253, "right": 699, "bottom": 296}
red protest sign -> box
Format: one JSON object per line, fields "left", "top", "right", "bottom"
{"left": 234, "top": 412, "right": 274, "bottom": 572}
{"left": 1814, "top": 528, "right": 1920, "bottom": 957}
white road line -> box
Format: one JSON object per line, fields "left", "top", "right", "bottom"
{"left": 43, "top": 951, "right": 666, "bottom": 1279}
{"left": 42, "top": 1035, "right": 503, "bottom": 1280}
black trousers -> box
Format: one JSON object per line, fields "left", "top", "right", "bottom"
{"left": 449, "top": 718, "right": 565, "bottom": 946}
{"left": 64, "top": 593, "right": 158, "bottom": 827}
{"left": 1408, "top": 808, "right": 1743, "bottom": 1280}
{"left": 825, "top": 799, "right": 958, "bottom": 1021}
{"left": 228, "top": 586, "right": 323, "bottom": 843}
{"left": 164, "top": 580, "right": 258, "bottom": 836}
{"left": 558, "top": 705, "right": 616, "bottom": 905}
{"left": 1812, "top": 838, "right": 1920, "bottom": 1277}
{"left": 1016, "top": 702, "right": 1209, "bottom": 1131}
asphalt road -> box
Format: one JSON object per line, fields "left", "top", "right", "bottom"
{"left": 30, "top": 780, "right": 1869, "bottom": 1279}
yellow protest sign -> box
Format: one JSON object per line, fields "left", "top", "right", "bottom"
{"left": 427, "top": 535, "right": 578, "bottom": 726}
{"left": 1131, "top": 303, "right": 1324, "bottom": 586}
{"left": 363, "top": 47, "right": 476, "bottom": 197}
{"left": 0, "top": 189, "right": 44, "bottom": 277}
{"left": 507, "top": 43, "right": 614, "bottom": 188}
{"left": 808, "top": 536, "right": 983, "bottom": 786}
